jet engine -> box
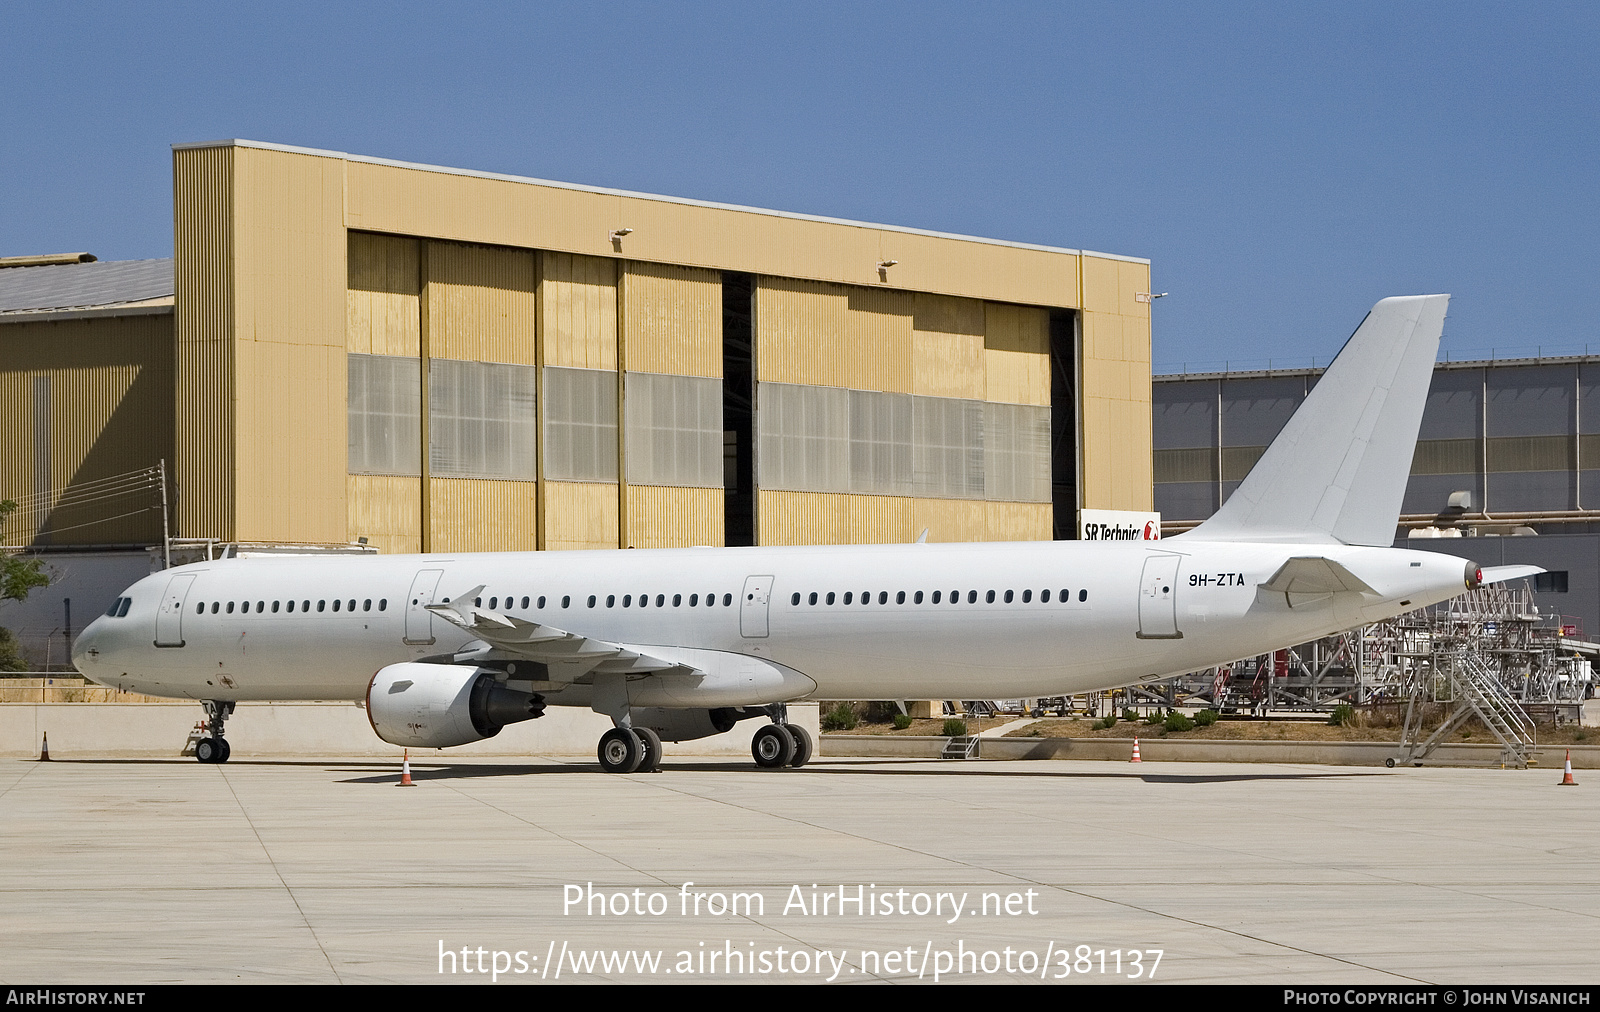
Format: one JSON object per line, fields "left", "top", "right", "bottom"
{"left": 629, "top": 706, "right": 759, "bottom": 743}
{"left": 367, "top": 662, "right": 544, "bottom": 748}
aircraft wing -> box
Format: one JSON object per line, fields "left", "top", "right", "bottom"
{"left": 425, "top": 587, "right": 698, "bottom": 682}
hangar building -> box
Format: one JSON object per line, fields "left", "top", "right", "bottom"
{"left": 1154, "top": 358, "right": 1600, "bottom": 636}
{"left": 1, "top": 140, "right": 1153, "bottom": 661}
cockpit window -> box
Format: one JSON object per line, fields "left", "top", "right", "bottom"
{"left": 117, "top": 598, "right": 131, "bottom": 618}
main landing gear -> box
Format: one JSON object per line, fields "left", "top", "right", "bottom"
{"left": 751, "top": 706, "right": 812, "bottom": 769}
{"left": 597, "top": 726, "right": 663, "bottom": 774}
{"left": 195, "top": 700, "right": 234, "bottom": 764}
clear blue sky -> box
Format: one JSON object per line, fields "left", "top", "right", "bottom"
{"left": 4, "top": 2, "right": 1595, "bottom": 369}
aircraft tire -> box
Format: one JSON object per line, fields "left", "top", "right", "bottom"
{"left": 598, "top": 728, "right": 644, "bottom": 774}
{"left": 783, "top": 724, "right": 812, "bottom": 768}
{"left": 216, "top": 738, "right": 232, "bottom": 763}
{"left": 752, "top": 724, "right": 796, "bottom": 768}
{"left": 195, "top": 738, "right": 219, "bottom": 763}
{"left": 634, "top": 728, "right": 663, "bottom": 773}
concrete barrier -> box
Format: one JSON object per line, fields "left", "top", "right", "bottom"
{"left": 823, "top": 733, "right": 1600, "bottom": 767}
{"left": 2, "top": 701, "right": 819, "bottom": 760}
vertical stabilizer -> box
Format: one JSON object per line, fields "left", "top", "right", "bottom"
{"left": 1186, "top": 295, "right": 1448, "bottom": 546}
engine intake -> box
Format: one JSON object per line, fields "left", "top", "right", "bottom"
{"left": 367, "top": 662, "right": 545, "bottom": 749}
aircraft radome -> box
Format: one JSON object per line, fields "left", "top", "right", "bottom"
{"left": 72, "top": 295, "right": 1539, "bottom": 772}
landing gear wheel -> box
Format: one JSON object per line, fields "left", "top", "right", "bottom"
{"left": 752, "top": 724, "right": 796, "bottom": 768}
{"left": 195, "top": 738, "right": 220, "bottom": 764}
{"left": 1385, "top": 758, "right": 1396, "bottom": 768}
{"left": 782, "top": 724, "right": 813, "bottom": 768}
{"left": 634, "top": 727, "right": 663, "bottom": 773}
{"left": 216, "top": 738, "right": 231, "bottom": 763}
{"left": 598, "top": 728, "right": 644, "bottom": 774}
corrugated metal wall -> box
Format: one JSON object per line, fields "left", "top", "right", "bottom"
{"left": 619, "top": 262, "right": 721, "bottom": 378}
{"left": 912, "top": 293, "right": 986, "bottom": 400}
{"left": 1079, "top": 256, "right": 1154, "bottom": 512}
{"left": 430, "top": 477, "right": 537, "bottom": 553}
{"left": 543, "top": 481, "right": 619, "bottom": 551}
{"left": 625, "top": 486, "right": 723, "bottom": 548}
{"left": 541, "top": 252, "right": 616, "bottom": 370}
{"left": 228, "top": 145, "right": 348, "bottom": 544}
{"left": 427, "top": 241, "right": 537, "bottom": 365}
{"left": 343, "top": 156, "right": 1085, "bottom": 308}
{"left": 173, "top": 144, "right": 236, "bottom": 539}
{"left": 346, "top": 474, "right": 420, "bottom": 555}
{"left": 0, "top": 315, "right": 174, "bottom": 546}
{"left": 347, "top": 233, "right": 421, "bottom": 357}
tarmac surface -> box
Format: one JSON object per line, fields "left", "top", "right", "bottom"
{"left": 1, "top": 754, "right": 1596, "bottom": 985}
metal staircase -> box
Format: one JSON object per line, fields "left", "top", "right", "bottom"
{"left": 941, "top": 736, "right": 980, "bottom": 760}
{"left": 1396, "top": 649, "right": 1537, "bottom": 768}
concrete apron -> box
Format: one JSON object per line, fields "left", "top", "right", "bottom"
{"left": 1, "top": 701, "right": 820, "bottom": 759}
{"left": 823, "top": 734, "right": 1600, "bottom": 768}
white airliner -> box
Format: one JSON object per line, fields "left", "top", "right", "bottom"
{"left": 71, "top": 294, "right": 1537, "bottom": 772}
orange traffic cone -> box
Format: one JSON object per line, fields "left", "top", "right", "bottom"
{"left": 398, "top": 749, "right": 417, "bottom": 787}
{"left": 1559, "top": 750, "right": 1578, "bottom": 786}
{"left": 1130, "top": 738, "right": 1142, "bottom": 763}
{"left": 38, "top": 732, "right": 50, "bottom": 762}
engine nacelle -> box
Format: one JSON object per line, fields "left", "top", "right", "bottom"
{"left": 367, "top": 662, "right": 544, "bottom": 748}
{"left": 629, "top": 706, "right": 757, "bottom": 743}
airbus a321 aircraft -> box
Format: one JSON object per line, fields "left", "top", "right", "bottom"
{"left": 72, "top": 294, "right": 1537, "bottom": 772}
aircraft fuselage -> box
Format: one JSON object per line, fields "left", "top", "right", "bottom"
{"left": 73, "top": 538, "right": 1475, "bottom": 705}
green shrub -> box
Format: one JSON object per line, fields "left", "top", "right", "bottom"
{"left": 1094, "top": 714, "right": 1118, "bottom": 731}
{"left": 892, "top": 713, "right": 913, "bottom": 730}
{"left": 0, "top": 627, "right": 26, "bottom": 671}
{"left": 1145, "top": 711, "right": 1165, "bottom": 725}
{"left": 1122, "top": 708, "right": 1139, "bottom": 721}
{"left": 942, "top": 718, "right": 968, "bottom": 737}
{"left": 1194, "top": 709, "right": 1219, "bottom": 727}
{"left": 821, "top": 702, "right": 859, "bottom": 731}
{"left": 1164, "top": 711, "right": 1195, "bottom": 733}
{"left": 1329, "top": 703, "right": 1356, "bottom": 727}
{"left": 864, "top": 701, "right": 902, "bottom": 723}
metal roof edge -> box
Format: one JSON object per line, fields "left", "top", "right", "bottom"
{"left": 1155, "top": 352, "right": 1600, "bottom": 381}
{"left": 172, "top": 139, "right": 1149, "bottom": 263}
{"left": 0, "top": 302, "right": 174, "bottom": 325}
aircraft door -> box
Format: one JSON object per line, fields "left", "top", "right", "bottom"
{"left": 1136, "top": 553, "right": 1183, "bottom": 640}
{"left": 740, "top": 575, "right": 773, "bottom": 638}
{"left": 154, "top": 573, "right": 196, "bottom": 648}
{"left": 404, "top": 569, "right": 445, "bottom": 645}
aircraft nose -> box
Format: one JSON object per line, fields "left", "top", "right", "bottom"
{"left": 71, "top": 619, "right": 104, "bottom": 674}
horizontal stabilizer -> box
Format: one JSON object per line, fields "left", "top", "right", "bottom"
{"left": 1260, "top": 557, "right": 1377, "bottom": 596}
{"left": 1477, "top": 565, "right": 1546, "bottom": 585}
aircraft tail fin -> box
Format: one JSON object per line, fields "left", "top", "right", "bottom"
{"left": 1186, "top": 294, "right": 1448, "bottom": 546}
